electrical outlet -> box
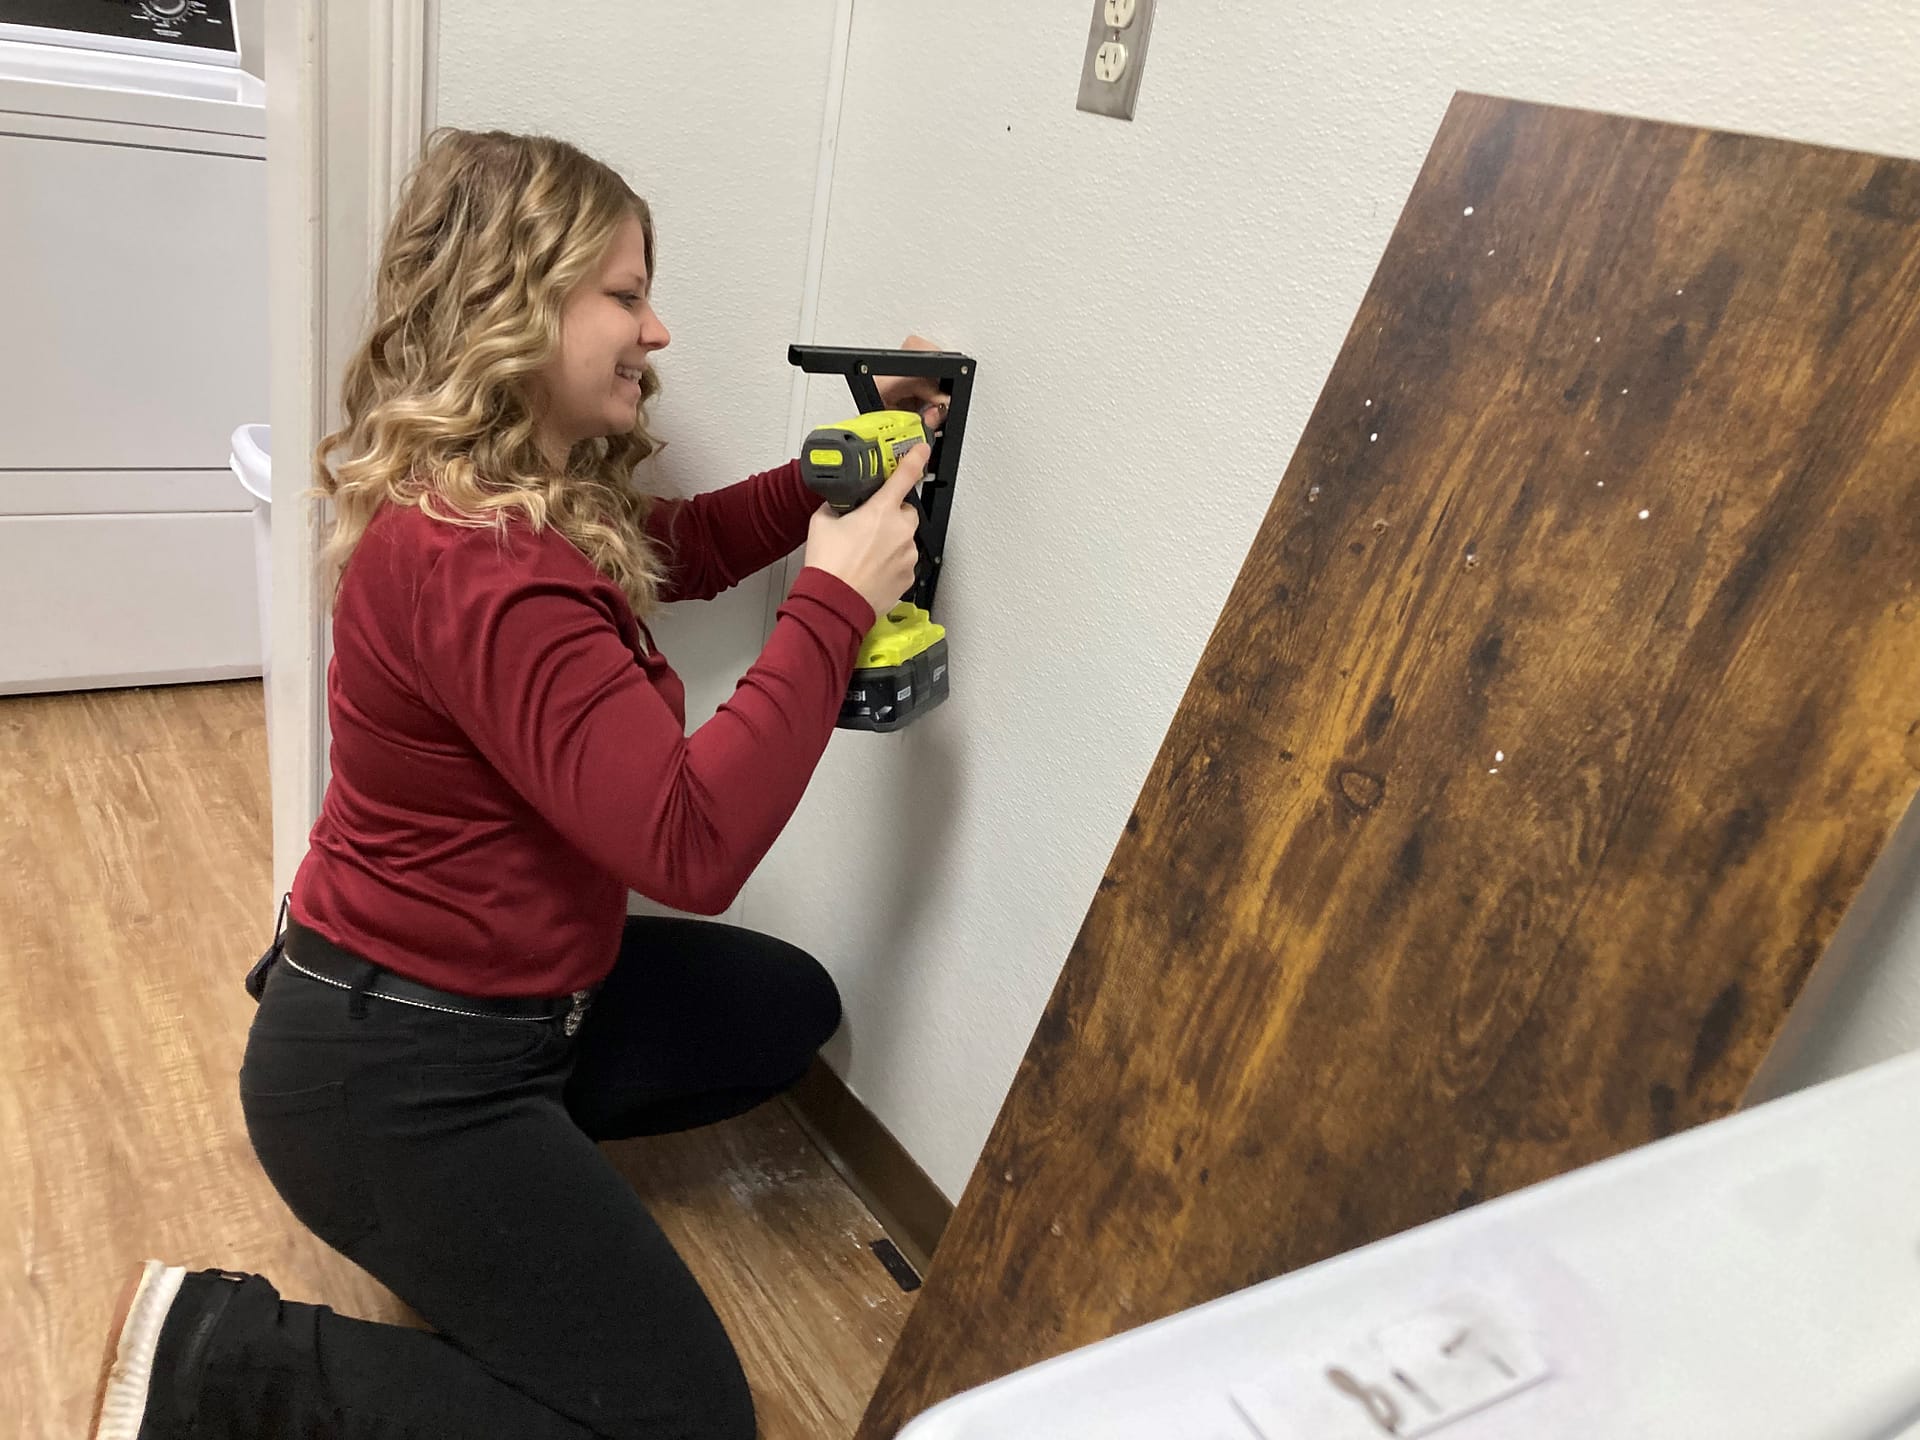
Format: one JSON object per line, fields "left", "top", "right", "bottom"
{"left": 1076, "top": 0, "right": 1155, "bottom": 121}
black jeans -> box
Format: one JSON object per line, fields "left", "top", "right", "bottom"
{"left": 203, "top": 915, "right": 841, "bottom": 1439}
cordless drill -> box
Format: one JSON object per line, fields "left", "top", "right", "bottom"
{"left": 801, "top": 409, "right": 930, "bottom": 513}
{"left": 800, "top": 409, "right": 949, "bottom": 732}
{"left": 788, "top": 343, "right": 977, "bottom": 731}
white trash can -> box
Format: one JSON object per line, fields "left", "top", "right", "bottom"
{"left": 228, "top": 423, "right": 273, "bottom": 759}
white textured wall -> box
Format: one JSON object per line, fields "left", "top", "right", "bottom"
{"left": 234, "top": 0, "right": 264, "bottom": 79}
{"left": 745, "top": 0, "right": 1920, "bottom": 1200}
{"left": 433, "top": 1, "right": 843, "bottom": 922}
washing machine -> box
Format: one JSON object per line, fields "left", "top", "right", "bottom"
{"left": 0, "top": 1, "right": 267, "bottom": 695}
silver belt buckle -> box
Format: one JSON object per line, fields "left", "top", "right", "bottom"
{"left": 564, "top": 989, "right": 591, "bottom": 1036}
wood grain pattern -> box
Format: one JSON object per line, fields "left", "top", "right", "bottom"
{"left": 860, "top": 94, "right": 1920, "bottom": 1436}
{"left": 605, "top": 1110, "right": 915, "bottom": 1437}
{"left": 0, "top": 681, "right": 405, "bottom": 1439}
{"left": 1, "top": 681, "right": 911, "bottom": 1439}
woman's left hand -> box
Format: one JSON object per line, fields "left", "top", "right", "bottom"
{"left": 875, "top": 334, "right": 951, "bottom": 433}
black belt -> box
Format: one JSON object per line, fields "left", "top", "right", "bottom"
{"left": 277, "top": 916, "right": 595, "bottom": 1033}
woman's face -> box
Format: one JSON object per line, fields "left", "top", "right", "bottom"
{"left": 538, "top": 213, "right": 670, "bottom": 460}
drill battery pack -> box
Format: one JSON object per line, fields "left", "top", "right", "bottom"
{"left": 841, "top": 603, "right": 949, "bottom": 732}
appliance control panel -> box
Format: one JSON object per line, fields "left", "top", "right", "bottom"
{"left": 0, "top": 1, "right": 240, "bottom": 64}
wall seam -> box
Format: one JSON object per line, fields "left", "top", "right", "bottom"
{"left": 741, "top": 0, "right": 856, "bottom": 932}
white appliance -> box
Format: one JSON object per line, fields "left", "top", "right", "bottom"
{"left": 899, "top": 1047, "right": 1920, "bottom": 1439}
{"left": 0, "top": 1, "right": 267, "bottom": 694}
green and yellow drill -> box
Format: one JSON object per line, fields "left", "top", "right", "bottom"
{"left": 790, "top": 345, "right": 977, "bottom": 732}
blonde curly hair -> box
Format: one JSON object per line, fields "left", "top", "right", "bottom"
{"left": 315, "top": 127, "right": 668, "bottom": 616}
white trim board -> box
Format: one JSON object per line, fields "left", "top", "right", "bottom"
{"left": 264, "top": 0, "right": 434, "bottom": 906}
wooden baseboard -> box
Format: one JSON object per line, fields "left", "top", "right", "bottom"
{"left": 783, "top": 1060, "right": 951, "bottom": 1278}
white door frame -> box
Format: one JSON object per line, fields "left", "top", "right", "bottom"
{"left": 263, "top": 0, "right": 435, "bottom": 901}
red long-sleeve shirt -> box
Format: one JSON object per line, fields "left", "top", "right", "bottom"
{"left": 288, "top": 460, "right": 872, "bottom": 997}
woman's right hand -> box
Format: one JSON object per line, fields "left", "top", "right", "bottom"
{"left": 802, "top": 443, "right": 927, "bottom": 616}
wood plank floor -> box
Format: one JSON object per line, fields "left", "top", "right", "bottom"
{"left": 0, "top": 680, "right": 911, "bottom": 1438}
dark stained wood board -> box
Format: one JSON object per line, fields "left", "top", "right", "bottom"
{"left": 860, "top": 93, "right": 1920, "bottom": 1436}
